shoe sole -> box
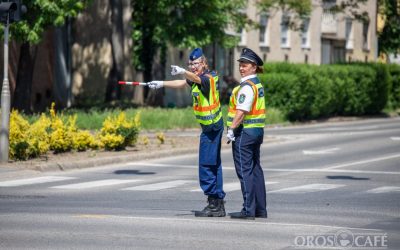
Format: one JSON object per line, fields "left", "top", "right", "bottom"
{"left": 194, "top": 211, "right": 226, "bottom": 217}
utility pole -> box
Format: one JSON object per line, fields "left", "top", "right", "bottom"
{"left": 0, "top": 1, "right": 26, "bottom": 162}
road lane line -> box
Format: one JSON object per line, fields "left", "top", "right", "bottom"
{"left": 323, "top": 153, "right": 400, "bottom": 170}
{"left": 366, "top": 186, "right": 400, "bottom": 194}
{"left": 269, "top": 184, "right": 345, "bottom": 194}
{"left": 391, "top": 137, "right": 400, "bottom": 141}
{"left": 303, "top": 148, "right": 340, "bottom": 155}
{"left": 51, "top": 179, "right": 141, "bottom": 189}
{"left": 71, "top": 214, "right": 383, "bottom": 231}
{"left": 121, "top": 180, "right": 194, "bottom": 191}
{"left": 0, "top": 176, "right": 77, "bottom": 187}
{"left": 266, "top": 168, "right": 400, "bottom": 175}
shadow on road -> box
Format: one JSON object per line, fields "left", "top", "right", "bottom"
{"left": 326, "top": 175, "right": 370, "bottom": 181}
{"left": 114, "top": 169, "right": 156, "bottom": 175}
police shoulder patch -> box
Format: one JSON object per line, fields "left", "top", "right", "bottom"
{"left": 238, "top": 94, "right": 246, "bottom": 104}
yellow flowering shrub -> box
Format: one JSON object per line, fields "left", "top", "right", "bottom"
{"left": 9, "top": 111, "right": 50, "bottom": 160}
{"left": 156, "top": 132, "right": 165, "bottom": 145}
{"left": 25, "top": 114, "right": 51, "bottom": 157}
{"left": 72, "top": 130, "right": 98, "bottom": 151}
{"left": 48, "top": 104, "right": 73, "bottom": 153}
{"left": 9, "top": 110, "right": 30, "bottom": 160}
{"left": 99, "top": 112, "right": 140, "bottom": 150}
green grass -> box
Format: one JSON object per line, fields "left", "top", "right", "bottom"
{"left": 24, "top": 106, "right": 288, "bottom": 130}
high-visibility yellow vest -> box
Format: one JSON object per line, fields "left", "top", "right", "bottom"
{"left": 191, "top": 74, "right": 222, "bottom": 126}
{"left": 227, "top": 79, "right": 266, "bottom": 128}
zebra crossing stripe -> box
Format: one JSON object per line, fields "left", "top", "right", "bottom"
{"left": 51, "top": 179, "right": 141, "bottom": 189}
{"left": 0, "top": 176, "right": 77, "bottom": 187}
{"left": 122, "top": 180, "right": 194, "bottom": 191}
{"left": 366, "top": 186, "right": 400, "bottom": 194}
{"left": 269, "top": 184, "right": 345, "bottom": 194}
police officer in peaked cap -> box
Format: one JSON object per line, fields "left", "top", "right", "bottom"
{"left": 226, "top": 47, "right": 267, "bottom": 220}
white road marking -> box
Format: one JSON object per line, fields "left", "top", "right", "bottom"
{"left": 0, "top": 176, "right": 76, "bottom": 187}
{"left": 121, "top": 180, "right": 194, "bottom": 191}
{"left": 323, "top": 153, "right": 400, "bottom": 170}
{"left": 72, "top": 214, "right": 383, "bottom": 231}
{"left": 269, "top": 184, "right": 345, "bottom": 194}
{"left": 266, "top": 168, "right": 400, "bottom": 175}
{"left": 51, "top": 179, "right": 141, "bottom": 189}
{"left": 390, "top": 137, "right": 400, "bottom": 141}
{"left": 303, "top": 148, "right": 340, "bottom": 155}
{"left": 319, "top": 126, "right": 379, "bottom": 131}
{"left": 190, "top": 181, "right": 277, "bottom": 192}
{"left": 366, "top": 186, "right": 400, "bottom": 194}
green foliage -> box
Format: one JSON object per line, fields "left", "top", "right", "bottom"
{"left": 387, "top": 64, "right": 400, "bottom": 109}
{"left": 258, "top": 0, "right": 312, "bottom": 29}
{"left": 261, "top": 62, "right": 394, "bottom": 121}
{"left": 378, "top": 0, "right": 400, "bottom": 56}
{"left": 3, "top": 0, "right": 91, "bottom": 44}
{"left": 131, "top": 0, "right": 247, "bottom": 71}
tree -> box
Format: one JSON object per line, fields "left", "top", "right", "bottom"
{"left": 105, "top": 0, "right": 124, "bottom": 103}
{"left": 378, "top": 0, "right": 400, "bottom": 57}
{"left": 3, "top": 0, "right": 91, "bottom": 113}
{"left": 257, "top": 0, "right": 373, "bottom": 28}
{"left": 131, "top": 0, "right": 249, "bottom": 106}
{"left": 257, "top": 0, "right": 312, "bottom": 29}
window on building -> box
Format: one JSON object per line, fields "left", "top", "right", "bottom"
{"left": 345, "top": 18, "right": 354, "bottom": 50}
{"left": 259, "top": 13, "right": 269, "bottom": 47}
{"left": 281, "top": 14, "right": 290, "bottom": 48}
{"left": 238, "top": 27, "right": 246, "bottom": 46}
{"left": 301, "top": 18, "right": 310, "bottom": 48}
{"left": 363, "top": 21, "right": 370, "bottom": 50}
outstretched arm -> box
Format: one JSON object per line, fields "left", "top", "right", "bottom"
{"left": 171, "top": 65, "right": 201, "bottom": 84}
{"left": 163, "top": 80, "right": 187, "bottom": 89}
{"left": 147, "top": 79, "right": 187, "bottom": 89}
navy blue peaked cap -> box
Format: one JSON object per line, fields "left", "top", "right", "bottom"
{"left": 189, "top": 48, "right": 203, "bottom": 61}
{"left": 237, "top": 48, "right": 263, "bottom": 66}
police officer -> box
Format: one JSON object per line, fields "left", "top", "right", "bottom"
{"left": 147, "top": 48, "right": 226, "bottom": 217}
{"left": 227, "top": 48, "right": 267, "bottom": 220}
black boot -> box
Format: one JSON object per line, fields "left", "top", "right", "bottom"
{"left": 195, "top": 197, "right": 226, "bottom": 217}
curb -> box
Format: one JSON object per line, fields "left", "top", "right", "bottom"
{"left": 32, "top": 147, "right": 199, "bottom": 172}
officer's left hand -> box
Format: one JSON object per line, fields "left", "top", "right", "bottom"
{"left": 227, "top": 128, "right": 235, "bottom": 142}
{"left": 171, "top": 65, "right": 186, "bottom": 75}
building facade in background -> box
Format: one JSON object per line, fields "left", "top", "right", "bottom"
{"left": 228, "top": 0, "right": 378, "bottom": 81}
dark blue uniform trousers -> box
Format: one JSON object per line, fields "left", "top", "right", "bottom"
{"left": 232, "top": 129, "right": 267, "bottom": 216}
{"left": 199, "top": 127, "right": 226, "bottom": 199}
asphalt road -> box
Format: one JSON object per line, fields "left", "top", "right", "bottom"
{"left": 0, "top": 117, "right": 399, "bottom": 250}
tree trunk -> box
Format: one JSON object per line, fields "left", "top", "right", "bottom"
{"left": 145, "top": 44, "right": 165, "bottom": 107}
{"left": 105, "top": 0, "right": 124, "bottom": 103}
{"left": 12, "top": 42, "right": 37, "bottom": 114}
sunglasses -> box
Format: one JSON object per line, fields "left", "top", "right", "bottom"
{"left": 187, "top": 61, "right": 202, "bottom": 68}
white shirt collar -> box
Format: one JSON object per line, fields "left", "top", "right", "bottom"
{"left": 240, "top": 74, "right": 257, "bottom": 83}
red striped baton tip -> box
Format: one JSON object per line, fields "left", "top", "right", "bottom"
{"left": 118, "top": 81, "right": 146, "bottom": 86}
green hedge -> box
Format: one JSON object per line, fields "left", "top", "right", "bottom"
{"left": 260, "top": 62, "right": 398, "bottom": 121}
{"left": 388, "top": 64, "right": 400, "bottom": 109}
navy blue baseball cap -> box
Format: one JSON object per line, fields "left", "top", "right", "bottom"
{"left": 237, "top": 48, "right": 263, "bottom": 66}
{"left": 189, "top": 48, "right": 203, "bottom": 61}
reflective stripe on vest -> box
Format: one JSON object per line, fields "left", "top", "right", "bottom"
{"left": 191, "top": 74, "right": 222, "bottom": 125}
{"left": 226, "top": 79, "right": 266, "bottom": 128}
